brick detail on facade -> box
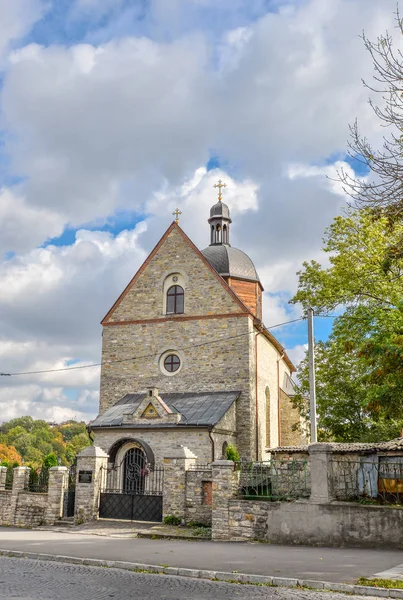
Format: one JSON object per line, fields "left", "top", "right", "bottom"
{"left": 226, "top": 278, "right": 262, "bottom": 320}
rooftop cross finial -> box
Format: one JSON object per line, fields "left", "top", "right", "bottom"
{"left": 213, "top": 179, "right": 227, "bottom": 202}
{"left": 172, "top": 208, "right": 182, "bottom": 223}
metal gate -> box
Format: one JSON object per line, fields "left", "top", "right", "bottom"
{"left": 63, "top": 463, "right": 76, "bottom": 518}
{"left": 99, "top": 448, "right": 163, "bottom": 522}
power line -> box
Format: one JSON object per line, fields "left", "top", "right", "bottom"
{"left": 0, "top": 316, "right": 304, "bottom": 377}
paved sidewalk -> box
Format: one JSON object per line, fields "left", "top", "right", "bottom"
{"left": 0, "top": 527, "right": 402, "bottom": 584}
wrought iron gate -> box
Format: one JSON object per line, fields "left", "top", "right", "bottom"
{"left": 99, "top": 448, "right": 163, "bottom": 522}
{"left": 63, "top": 463, "right": 76, "bottom": 518}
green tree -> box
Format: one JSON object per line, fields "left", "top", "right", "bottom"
{"left": 291, "top": 208, "right": 403, "bottom": 441}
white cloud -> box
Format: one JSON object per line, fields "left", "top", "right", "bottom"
{"left": 0, "top": 187, "right": 64, "bottom": 256}
{"left": 0, "top": 0, "right": 400, "bottom": 419}
{"left": 0, "top": 0, "right": 44, "bottom": 63}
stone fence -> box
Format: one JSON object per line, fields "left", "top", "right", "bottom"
{"left": 2, "top": 442, "right": 402, "bottom": 548}
{"left": 0, "top": 466, "right": 68, "bottom": 528}
{"left": 213, "top": 443, "right": 403, "bottom": 548}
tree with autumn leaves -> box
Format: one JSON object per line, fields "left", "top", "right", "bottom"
{"left": 0, "top": 417, "right": 90, "bottom": 467}
{"left": 291, "top": 208, "right": 403, "bottom": 442}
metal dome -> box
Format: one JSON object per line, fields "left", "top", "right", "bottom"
{"left": 209, "top": 201, "right": 231, "bottom": 220}
{"left": 201, "top": 245, "right": 260, "bottom": 283}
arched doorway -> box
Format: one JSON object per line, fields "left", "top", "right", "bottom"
{"left": 99, "top": 440, "right": 163, "bottom": 522}
{"left": 123, "top": 447, "right": 147, "bottom": 493}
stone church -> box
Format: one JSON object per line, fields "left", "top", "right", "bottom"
{"left": 90, "top": 184, "right": 305, "bottom": 470}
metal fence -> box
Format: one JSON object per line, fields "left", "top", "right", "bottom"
{"left": 27, "top": 468, "right": 49, "bottom": 493}
{"left": 5, "top": 467, "right": 13, "bottom": 491}
{"left": 237, "top": 459, "right": 310, "bottom": 501}
{"left": 331, "top": 458, "right": 403, "bottom": 504}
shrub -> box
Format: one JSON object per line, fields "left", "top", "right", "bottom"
{"left": 225, "top": 444, "right": 240, "bottom": 462}
{"left": 163, "top": 515, "right": 181, "bottom": 526}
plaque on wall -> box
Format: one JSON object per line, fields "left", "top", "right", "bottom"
{"left": 78, "top": 470, "right": 93, "bottom": 484}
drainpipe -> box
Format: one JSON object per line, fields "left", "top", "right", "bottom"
{"left": 208, "top": 429, "right": 215, "bottom": 462}
{"left": 277, "top": 352, "right": 285, "bottom": 447}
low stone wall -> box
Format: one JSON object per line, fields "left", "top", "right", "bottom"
{"left": 227, "top": 499, "right": 403, "bottom": 548}
{"left": 185, "top": 469, "right": 212, "bottom": 526}
{"left": 228, "top": 499, "right": 270, "bottom": 541}
{"left": 0, "top": 491, "right": 12, "bottom": 525}
{"left": 0, "top": 466, "right": 68, "bottom": 528}
{"left": 13, "top": 492, "right": 48, "bottom": 527}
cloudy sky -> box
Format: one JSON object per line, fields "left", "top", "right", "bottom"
{"left": 0, "top": 0, "right": 396, "bottom": 423}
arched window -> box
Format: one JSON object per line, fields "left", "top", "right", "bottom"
{"left": 216, "top": 224, "right": 221, "bottom": 243}
{"left": 166, "top": 285, "right": 184, "bottom": 314}
{"left": 265, "top": 387, "right": 271, "bottom": 447}
{"left": 222, "top": 441, "right": 228, "bottom": 459}
{"left": 223, "top": 224, "right": 228, "bottom": 244}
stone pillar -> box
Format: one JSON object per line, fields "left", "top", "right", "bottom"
{"left": 308, "top": 443, "right": 334, "bottom": 503}
{"left": 0, "top": 466, "right": 7, "bottom": 491}
{"left": 9, "top": 467, "right": 30, "bottom": 526}
{"left": 163, "top": 446, "right": 197, "bottom": 522}
{"left": 74, "top": 446, "right": 108, "bottom": 523}
{"left": 211, "top": 460, "right": 238, "bottom": 541}
{"left": 45, "top": 466, "right": 68, "bottom": 524}
{"left": 12, "top": 466, "right": 30, "bottom": 493}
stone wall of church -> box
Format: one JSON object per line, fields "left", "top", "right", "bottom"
{"left": 279, "top": 390, "right": 307, "bottom": 447}
{"left": 94, "top": 428, "right": 214, "bottom": 464}
{"left": 105, "top": 226, "right": 245, "bottom": 323}
{"left": 256, "top": 334, "right": 292, "bottom": 459}
{"left": 99, "top": 315, "right": 256, "bottom": 458}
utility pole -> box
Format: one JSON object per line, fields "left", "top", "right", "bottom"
{"left": 307, "top": 307, "right": 317, "bottom": 443}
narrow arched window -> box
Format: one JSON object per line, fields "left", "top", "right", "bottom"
{"left": 166, "top": 285, "right": 184, "bottom": 314}
{"left": 223, "top": 224, "right": 227, "bottom": 244}
{"left": 265, "top": 387, "right": 271, "bottom": 447}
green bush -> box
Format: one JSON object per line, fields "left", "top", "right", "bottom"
{"left": 225, "top": 444, "right": 240, "bottom": 462}
{"left": 163, "top": 515, "right": 182, "bottom": 526}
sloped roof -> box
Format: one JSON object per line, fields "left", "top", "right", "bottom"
{"left": 91, "top": 391, "right": 240, "bottom": 429}
{"left": 271, "top": 437, "right": 403, "bottom": 454}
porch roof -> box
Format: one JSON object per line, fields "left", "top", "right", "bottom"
{"left": 90, "top": 390, "right": 240, "bottom": 429}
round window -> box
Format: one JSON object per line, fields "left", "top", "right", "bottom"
{"left": 163, "top": 354, "right": 181, "bottom": 373}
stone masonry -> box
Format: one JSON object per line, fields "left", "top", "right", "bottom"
{"left": 0, "top": 466, "right": 67, "bottom": 528}
{"left": 97, "top": 223, "right": 297, "bottom": 460}
{"left": 99, "top": 224, "right": 257, "bottom": 458}
{"left": 75, "top": 446, "right": 109, "bottom": 523}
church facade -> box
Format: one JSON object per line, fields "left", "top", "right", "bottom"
{"left": 90, "top": 188, "right": 305, "bottom": 469}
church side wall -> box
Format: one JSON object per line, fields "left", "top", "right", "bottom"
{"left": 256, "top": 335, "right": 292, "bottom": 459}
{"left": 94, "top": 428, "right": 213, "bottom": 464}
{"left": 279, "top": 389, "right": 307, "bottom": 446}
{"left": 100, "top": 314, "right": 255, "bottom": 459}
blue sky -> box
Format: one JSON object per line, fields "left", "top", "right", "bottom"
{"left": 0, "top": 0, "right": 395, "bottom": 422}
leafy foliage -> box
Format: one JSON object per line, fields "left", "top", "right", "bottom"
{"left": 291, "top": 208, "right": 403, "bottom": 442}
{"left": 225, "top": 444, "right": 240, "bottom": 462}
{"left": 0, "top": 417, "right": 90, "bottom": 467}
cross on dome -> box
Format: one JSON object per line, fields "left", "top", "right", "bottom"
{"left": 213, "top": 179, "right": 227, "bottom": 202}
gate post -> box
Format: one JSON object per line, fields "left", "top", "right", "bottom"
{"left": 75, "top": 446, "right": 108, "bottom": 523}
{"left": 308, "top": 443, "right": 334, "bottom": 503}
{"left": 211, "top": 460, "right": 238, "bottom": 541}
{"left": 163, "top": 446, "right": 197, "bottom": 523}
{"left": 45, "top": 466, "right": 68, "bottom": 524}
{"left": 0, "top": 466, "right": 7, "bottom": 491}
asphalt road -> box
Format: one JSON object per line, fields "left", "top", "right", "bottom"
{"left": 0, "top": 528, "right": 402, "bottom": 583}
{"left": 0, "top": 557, "right": 377, "bottom": 600}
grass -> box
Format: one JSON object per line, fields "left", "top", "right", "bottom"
{"left": 358, "top": 577, "right": 403, "bottom": 589}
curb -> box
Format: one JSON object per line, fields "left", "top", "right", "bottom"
{"left": 0, "top": 549, "right": 402, "bottom": 598}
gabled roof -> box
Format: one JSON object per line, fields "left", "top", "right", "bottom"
{"left": 101, "top": 221, "right": 250, "bottom": 324}
{"left": 91, "top": 391, "right": 240, "bottom": 429}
